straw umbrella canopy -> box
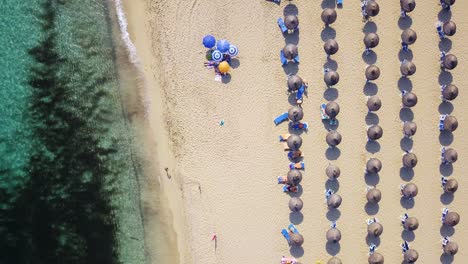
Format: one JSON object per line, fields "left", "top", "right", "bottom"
{"left": 287, "top": 134, "right": 302, "bottom": 150}
{"left": 321, "top": 8, "right": 337, "bottom": 25}
{"left": 285, "top": 15, "right": 299, "bottom": 30}
{"left": 403, "top": 153, "right": 418, "bottom": 168}
{"left": 444, "top": 178, "right": 459, "bottom": 193}
{"left": 289, "top": 197, "right": 303, "bottom": 212}
{"left": 368, "top": 253, "right": 384, "bottom": 264}
{"left": 368, "top": 222, "right": 383, "bottom": 237}
{"left": 443, "top": 21, "right": 457, "bottom": 36}
{"left": 403, "top": 121, "right": 417, "bottom": 137}
{"left": 443, "top": 0, "right": 456, "bottom": 6}
{"left": 400, "top": 61, "right": 416, "bottom": 76}
{"left": 402, "top": 183, "right": 418, "bottom": 198}
{"left": 326, "top": 131, "right": 342, "bottom": 147}
{"left": 404, "top": 217, "right": 419, "bottom": 231}
{"left": 324, "top": 39, "right": 339, "bottom": 55}
{"left": 326, "top": 228, "right": 342, "bottom": 243}
{"left": 327, "top": 194, "right": 342, "bottom": 209}
{"left": 326, "top": 163, "right": 341, "bottom": 179}
{"left": 283, "top": 44, "right": 298, "bottom": 60}
{"left": 287, "top": 169, "right": 303, "bottom": 186}
{"left": 444, "top": 241, "right": 459, "bottom": 255}
{"left": 366, "top": 1, "right": 380, "bottom": 17}
{"left": 367, "top": 96, "right": 382, "bottom": 112}
{"left": 443, "top": 116, "right": 458, "bottom": 132}
{"left": 288, "top": 75, "right": 303, "bottom": 91}
{"left": 442, "top": 85, "right": 458, "bottom": 101}
{"left": 442, "top": 54, "right": 458, "bottom": 70}
{"left": 325, "top": 101, "right": 340, "bottom": 118}
{"left": 444, "top": 148, "right": 458, "bottom": 163}
{"left": 401, "top": 29, "right": 418, "bottom": 45}
{"left": 444, "top": 212, "right": 460, "bottom": 227}
{"left": 324, "top": 71, "right": 340, "bottom": 86}
{"left": 367, "top": 125, "right": 383, "bottom": 140}
{"left": 401, "top": 0, "right": 416, "bottom": 12}
{"left": 366, "top": 158, "right": 382, "bottom": 173}
{"left": 366, "top": 65, "right": 381, "bottom": 80}
{"left": 404, "top": 249, "right": 419, "bottom": 263}
{"left": 367, "top": 188, "right": 382, "bottom": 204}
{"left": 288, "top": 107, "right": 304, "bottom": 122}
{"left": 402, "top": 92, "right": 418, "bottom": 107}
{"left": 328, "top": 257, "right": 342, "bottom": 264}
{"left": 290, "top": 233, "right": 304, "bottom": 246}
{"left": 364, "top": 33, "right": 380, "bottom": 48}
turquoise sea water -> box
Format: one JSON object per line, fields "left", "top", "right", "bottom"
{"left": 0, "top": 1, "right": 146, "bottom": 263}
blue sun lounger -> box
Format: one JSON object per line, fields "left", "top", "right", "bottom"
{"left": 274, "top": 112, "right": 289, "bottom": 125}
{"left": 289, "top": 162, "right": 305, "bottom": 170}
{"left": 296, "top": 85, "right": 305, "bottom": 100}
{"left": 277, "top": 17, "right": 288, "bottom": 33}
{"left": 280, "top": 50, "right": 288, "bottom": 65}
{"left": 281, "top": 229, "right": 291, "bottom": 243}
{"left": 293, "top": 54, "right": 299, "bottom": 63}
{"left": 288, "top": 224, "right": 299, "bottom": 234}
{"left": 439, "top": 115, "right": 446, "bottom": 131}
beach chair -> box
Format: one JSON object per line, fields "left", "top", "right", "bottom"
{"left": 283, "top": 184, "right": 299, "bottom": 193}
{"left": 289, "top": 162, "right": 305, "bottom": 170}
{"left": 442, "top": 208, "right": 449, "bottom": 223}
{"left": 401, "top": 241, "right": 409, "bottom": 253}
{"left": 288, "top": 224, "right": 299, "bottom": 234}
{"left": 439, "top": 115, "right": 446, "bottom": 131}
{"left": 288, "top": 151, "right": 303, "bottom": 159}
{"left": 277, "top": 17, "right": 288, "bottom": 33}
{"left": 290, "top": 122, "right": 308, "bottom": 131}
{"left": 325, "top": 189, "right": 333, "bottom": 199}
{"left": 401, "top": 213, "right": 409, "bottom": 226}
{"left": 441, "top": 147, "right": 448, "bottom": 164}
{"left": 442, "top": 237, "right": 450, "bottom": 247}
{"left": 369, "top": 243, "right": 376, "bottom": 254}
{"left": 279, "top": 133, "right": 291, "bottom": 141}
{"left": 280, "top": 50, "right": 288, "bottom": 65}
{"left": 402, "top": 43, "right": 409, "bottom": 52}
{"left": 278, "top": 176, "right": 288, "bottom": 184}
{"left": 320, "top": 104, "right": 328, "bottom": 120}
{"left": 296, "top": 85, "right": 305, "bottom": 101}
{"left": 274, "top": 112, "right": 289, "bottom": 125}
{"left": 281, "top": 229, "right": 291, "bottom": 243}
{"left": 436, "top": 23, "right": 445, "bottom": 39}
{"left": 293, "top": 54, "right": 300, "bottom": 63}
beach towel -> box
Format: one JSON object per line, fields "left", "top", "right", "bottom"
{"left": 278, "top": 176, "right": 288, "bottom": 184}
{"left": 277, "top": 17, "right": 288, "bottom": 33}
{"left": 288, "top": 151, "right": 303, "bottom": 159}
{"left": 290, "top": 122, "right": 308, "bottom": 130}
{"left": 274, "top": 112, "right": 288, "bottom": 125}
{"left": 289, "top": 162, "right": 305, "bottom": 170}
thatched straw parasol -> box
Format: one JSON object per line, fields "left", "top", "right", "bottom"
{"left": 283, "top": 44, "right": 298, "bottom": 60}
{"left": 326, "top": 131, "right": 342, "bottom": 147}
{"left": 402, "top": 92, "right": 418, "bottom": 107}
{"left": 444, "top": 178, "right": 458, "bottom": 193}
{"left": 327, "top": 194, "right": 342, "bottom": 209}
{"left": 290, "top": 233, "right": 304, "bottom": 246}
{"left": 403, "top": 121, "right": 417, "bottom": 137}
{"left": 321, "top": 8, "right": 337, "bottom": 25}
{"left": 287, "top": 169, "right": 303, "bottom": 186}
{"left": 324, "top": 39, "right": 339, "bottom": 55}
{"left": 403, "top": 153, "right": 418, "bottom": 168}
{"left": 443, "top": 21, "right": 457, "bottom": 36}
{"left": 287, "top": 134, "right": 302, "bottom": 150}
{"left": 365, "top": 65, "right": 381, "bottom": 81}
{"left": 367, "top": 188, "right": 382, "bottom": 204}
{"left": 364, "top": 33, "right": 380, "bottom": 48}
{"left": 324, "top": 71, "right": 340, "bottom": 86}
{"left": 366, "top": 158, "right": 382, "bottom": 173}
{"left": 401, "top": 0, "right": 416, "bottom": 12}
{"left": 288, "top": 107, "right": 304, "bottom": 122}
{"left": 402, "top": 183, "right": 418, "bottom": 198}
{"left": 328, "top": 257, "right": 342, "bottom": 264}
{"left": 442, "top": 85, "right": 458, "bottom": 101}
{"left": 367, "top": 96, "right": 382, "bottom": 112}
{"left": 400, "top": 61, "right": 416, "bottom": 76}
{"left": 443, "top": 116, "right": 458, "bottom": 132}
{"left": 326, "top": 163, "right": 341, "bottom": 179}
{"left": 285, "top": 15, "right": 299, "bottom": 30}
{"left": 368, "top": 222, "right": 383, "bottom": 236}
{"left": 288, "top": 75, "right": 303, "bottom": 91}
{"left": 404, "top": 249, "right": 419, "bottom": 263}
{"left": 444, "top": 212, "right": 460, "bottom": 227}
{"left": 442, "top": 54, "right": 458, "bottom": 70}
{"left": 325, "top": 101, "right": 340, "bottom": 118}
{"left": 368, "top": 252, "right": 384, "bottom": 264}
{"left": 326, "top": 228, "right": 342, "bottom": 243}
{"left": 366, "top": 1, "right": 380, "bottom": 17}
{"left": 289, "top": 197, "right": 303, "bottom": 212}
{"left": 404, "top": 217, "right": 419, "bottom": 231}
{"left": 444, "top": 241, "right": 458, "bottom": 255}
{"left": 444, "top": 148, "right": 458, "bottom": 163}
{"left": 401, "top": 29, "right": 418, "bottom": 45}
{"left": 367, "top": 125, "right": 383, "bottom": 140}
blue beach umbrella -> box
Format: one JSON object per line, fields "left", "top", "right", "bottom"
{"left": 228, "top": 45, "right": 239, "bottom": 57}
{"left": 211, "top": 50, "right": 223, "bottom": 62}
{"left": 203, "top": 35, "right": 216, "bottom": 48}
{"left": 217, "top": 39, "right": 230, "bottom": 53}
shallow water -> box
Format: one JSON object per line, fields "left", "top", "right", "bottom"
{"left": 0, "top": 1, "right": 146, "bottom": 263}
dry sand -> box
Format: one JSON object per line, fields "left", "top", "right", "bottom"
{"left": 123, "top": 0, "right": 468, "bottom": 263}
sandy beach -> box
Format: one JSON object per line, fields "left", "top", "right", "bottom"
{"left": 123, "top": 0, "right": 468, "bottom": 263}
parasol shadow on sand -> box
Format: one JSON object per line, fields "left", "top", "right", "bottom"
{"left": 290, "top": 246, "right": 304, "bottom": 258}
{"left": 365, "top": 202, "right": 379, "bottom": 215}
{"left": 400, "top": 137, "right": 413, "bottom": 152}
{"left": 440, "top": 163, "right": 453, "bottom": 177}
{"left": 439, "top": 130, "right": 454, "bottom": 146}
{"left": 438, "top": 8, "right": 452, "bottom": 22}
{"left": 326, "top": 147, "right": 341, "bottom": 160}
{"left": 289, "top": 212, "right": 303, "bottom": 225}
{"left": 365, "top": 113, "right": 379, "bottom": 125}
{"left": 400, "top": 197, "right": 415, "bottom": 209}
{"left": 283, "top": 63, "right": 299, "bottom": 76}
{"left": 324, "top": 59, "right": 338, "bottom": 71}
{"left": 283, "top": 3, "right": 298, "bottom": 17}
{"left": 363, "top": 21, "right": 377, "bottom": 33}
{"left": 365, "top": 173, "right": 380, "bottom": 186}
{"left": 400, "top": 167, "right": 414, "bottom": 181}
{"left": 398, "top": 16, "right": 413, "bottom": 30}
{"left": 366, "top": 141, "right": 380, "bottom": 154}
{"left": 324, "top": 87, "right": 339, "bottom": 101}
{"left": 325, "top": 179, "right": 340, "bottom": 191}
{"left": 438, "top": 71, "right": 453, "bottom": 86}
{"left": 401, "top": 229, "right": 415, "bottom": 242}
{"left": 221, "top": 73, "right": 231, "bottom": 84}
{"left": 364, "top": 82, "right": 378, "bottom": 96}
{"left": 321, "top": 27, "right": 336, "bottom": 41}
{"left": 440, "top": 225, "right": 455, "bottom": 237}
{"left": 326, "top": 209, "right": 341, "bottom": 222}
{"left": 326, "top": 241, "right": 341, "bottom": 256}
{"left": 399, "top": 108, "right": 414, "bottom": 122}
{"left": 321, "top": 0, "right": 336, "bottom": 9}
{"left": 439, "top": 38, "right": 452, "bottom": 52}
{"left": 438, "top": 102, "right": 454, "bottom": 115}
{"left": 398, "top": 48, "right": 413, "bottom": 61}
{"left": 398, "top": 77, "right": 413, "bottom": 92}
{"left": 366, "top": 236, "right": 380, "bottom": 247}
{"left": 440, "top": 253, "right": 454, "bottom": 264}
{"left": 362, "top": 51, "right": 377, "bottom": 64}
{"left": 440, "top": 192, "right": 455, "bottom": 205}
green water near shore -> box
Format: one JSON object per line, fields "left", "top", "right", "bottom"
{"left": 0, "top": 0, "right": 146, "bottom": 263}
